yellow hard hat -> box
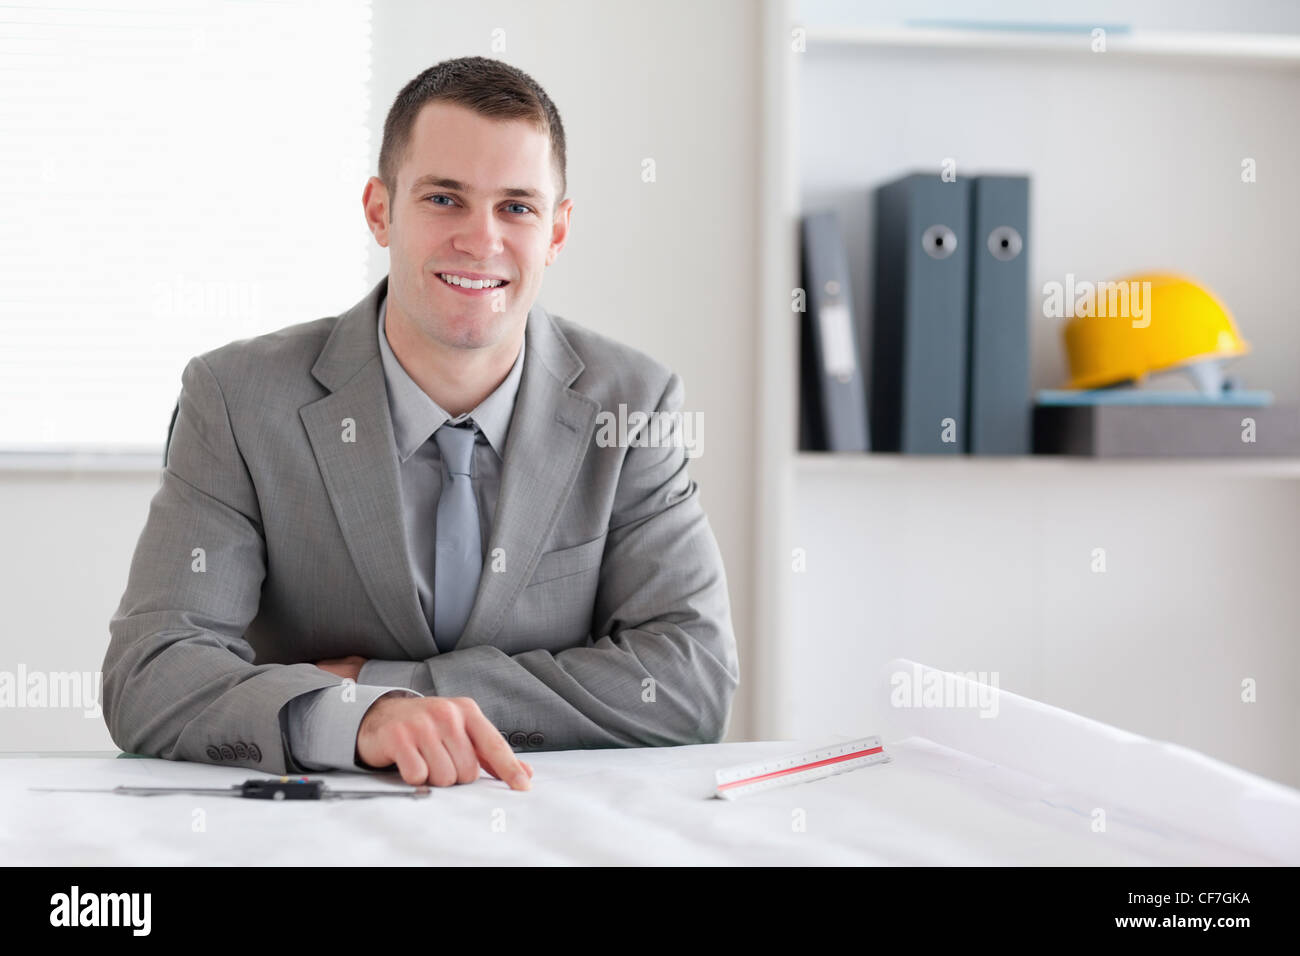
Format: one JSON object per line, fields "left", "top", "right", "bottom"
{"left": 1062, "top": 272, "right": 1249, "bottom": 390}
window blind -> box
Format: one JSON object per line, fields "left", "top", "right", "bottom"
{"left": 0, "top": 0, "right": 374, "bottom": 449}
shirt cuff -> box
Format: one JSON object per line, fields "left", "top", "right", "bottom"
{"left": 357, "top": 658, "right": 430, "bottom": 693}
{"left": 285, "top": 683, "right": 422, "bottom": 772}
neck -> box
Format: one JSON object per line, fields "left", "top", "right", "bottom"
{"left": 385, "top": 303, "right": 523, "bottom": 417}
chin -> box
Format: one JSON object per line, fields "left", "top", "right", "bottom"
{"left": 437, "top": 319, "right": 504, "bottom": 351}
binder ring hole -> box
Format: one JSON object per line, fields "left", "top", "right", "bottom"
{"left": 922, "top": 225, "right": 957, "bottom": 260}
{"left": 988, "top": 226, "right": 1023, "bottom": 261}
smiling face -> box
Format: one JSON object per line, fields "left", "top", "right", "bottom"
{"left": 364, "top": 100, "right": 572, "bottom": 353}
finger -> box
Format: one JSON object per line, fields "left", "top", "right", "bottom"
{"left": 389, "top": 737, "right": 429, "bottom": 787}
{"left": 476, "top": 735, "right": 506, "bottom": 780}
{"left": 440, "top": 724, "right": 481, "bottom": 785}
{"left": 480, "top": 758, "right": 533, "bottom": 781}
{"left": 465, "top": 711, "right": 530, "bottom": 789}
{"left": 416, "top": 732, "right": 459, "bottom": 788}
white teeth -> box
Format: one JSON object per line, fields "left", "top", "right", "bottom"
{"left": 439, "top": 273, "right": 505, "bottom": 289}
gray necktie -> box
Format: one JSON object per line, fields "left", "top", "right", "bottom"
{"left": 433, "top": 421, "right": 482, "bottom": 652}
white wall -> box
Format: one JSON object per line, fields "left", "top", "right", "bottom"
{"left": 0, "top": 0, "right": 762, "bottom": 749}
{"left": 0, "top": 468, "right": 159, "bottom": 750}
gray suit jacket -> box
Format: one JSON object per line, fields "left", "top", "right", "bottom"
{"left": 103, "top": 276, "right": 739, "bottom": 774}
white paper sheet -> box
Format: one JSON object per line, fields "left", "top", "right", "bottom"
{"left": 880, "top": 658, "right": 1300, "bottom": 865}
{"left": 1, "top": 726, "right": 1287, "bottom": 865}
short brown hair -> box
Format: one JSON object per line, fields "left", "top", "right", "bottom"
{"left": 378, "top": 56, "right": 567, "bottom": 219}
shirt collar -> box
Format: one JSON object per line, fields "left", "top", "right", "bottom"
{"left": 376, "top": 293, "right": 525, "bottom": 463}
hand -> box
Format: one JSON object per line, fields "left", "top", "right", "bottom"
{"left": 357, "top": 695, "right": 534, "bottom": 790}
{"left": 316, "top": 654, "right": 367, "bottom": 682}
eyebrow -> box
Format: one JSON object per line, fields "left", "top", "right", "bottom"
{"left": 408, "top": 175, "right": 543, "bottom": 202}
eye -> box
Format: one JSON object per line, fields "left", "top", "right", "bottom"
{"left": 425, "top": 194, "right": 454, "bottom": 206}
{"left": 505, "top": 202, "right": 534, "bottom": 215}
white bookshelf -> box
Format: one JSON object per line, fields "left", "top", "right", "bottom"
{"left": 753, "top": 0, "right": 1300, "bottom": 786}
{"left": 802, "top": 26, "right": 1300, "bottom": 64}
{"left": 795, "top": 451, "right": 1300, "bottom": 479}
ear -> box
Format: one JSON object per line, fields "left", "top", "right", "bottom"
{"left": 362, "top": 177, "right": 392, "bottom": 248}
{"left": 546, "top": 197, "right": 573, "bottom": 266}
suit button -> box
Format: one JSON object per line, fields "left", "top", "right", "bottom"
{"left": 219, "top": 744, "right": 236, "bottom": 761}
{"left": 508, "top": 731, "right": 527, "bottom": 748}
{"left": 233, "top": 742, "right": 249, "bottom": 760}
{"left": 206, "top": 746, "right": 221, "bottom": 761}
{"left": 527, "top": 733, "right": 544, "bottom": 748}
{"left": 248, "top": 743, "right": 262, "bottom": 763}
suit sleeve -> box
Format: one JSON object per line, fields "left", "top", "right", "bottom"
{"left": 102, "top": 355, "right": 342, "bottom": 774}
{"left": 355, "top": 371, "right": 740, "bottom": 750}
{"left": 285, "top": 685, "right": 423, "bottom": 771}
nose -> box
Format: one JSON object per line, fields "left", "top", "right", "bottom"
{"left": 451, "top": 204, "right": 504, "bottom": 262}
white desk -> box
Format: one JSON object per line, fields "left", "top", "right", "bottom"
{"left": 1, "top": 732, "right": 1291, "bottom": 866}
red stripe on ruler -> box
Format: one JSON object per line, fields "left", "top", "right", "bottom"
{"left": 717, "top": 745, "right": 883, "bottom": 791}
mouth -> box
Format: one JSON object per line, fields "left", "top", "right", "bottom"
{"left": 436, "top": 272, "right": 511, "bottom": 297}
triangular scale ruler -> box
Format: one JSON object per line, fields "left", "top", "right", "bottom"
{"left": 714, "top": 736, "right": 889, "bottom": 799}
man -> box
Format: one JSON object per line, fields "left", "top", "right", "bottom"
{"left": 102, "top": 56, "right": 738, "bottom": 790}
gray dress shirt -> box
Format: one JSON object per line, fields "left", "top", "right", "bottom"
{"left": 284, "top": 293, "right": 526, "bottom": 771}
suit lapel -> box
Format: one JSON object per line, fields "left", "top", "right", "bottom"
{"left": 299, "top": 276, "right": 600, "bottom": 661}
{"left": 300, "top": 277, "right": 434, "bottom": 661}
{"left": 454, "top": 301, "right": 599, "bottom": 650}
